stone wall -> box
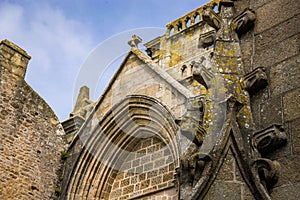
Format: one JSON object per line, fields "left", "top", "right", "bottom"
{"left": 61, "top": 0, "right": 300, "bottom": 199}
{"left": 0, "top": 40, "right": 65, "bottom": 199}
{"left": 109, "top": 137, "right": 176, "bottom": 200}
{"left": 61, "top": 94, "right": 179, "bottom": 200}
{"left": 242, "top": 0, "right": 300, "bottom": 199}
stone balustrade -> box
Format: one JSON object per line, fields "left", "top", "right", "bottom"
{"left": 166, "top": 0, "right": 219, "bottom": 36}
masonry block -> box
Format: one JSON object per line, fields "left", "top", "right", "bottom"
{"left": 291, "top": 118, "right": 300, "bottom": 154}
{"left": 250, "top": 0, "right": 273, "bottom": 9}
{"left": 254, "top": 0, "right": 300, "bottom": 34}
{"left": 274, "top": 155, "right": 300, "bottom": 188}
{"left": 204, "top": 181, "right": 242, "bottom": 200}
{"left": 283, "top": 88, "right": 300, "bottom": 121}
{"left": 270, "top": 55, "right": 300, "bottom": 96}
{"left": 255, "top": 14, "right": 300, "bottom": 52}
{"left": 271, "top": 182, "right": 300, "bottom": 200}
{"left": 253, "top": 34, "right": 299, "bottom": 68}
{"left": 0, "top": 39, "right": 65, "bottom": 200}
{"left": 259, "top": 95, "right": 283, "bottom": 128}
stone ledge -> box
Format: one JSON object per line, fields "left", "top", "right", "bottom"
{"left": 0, "top": 39, "right": 31, "bottom": 59}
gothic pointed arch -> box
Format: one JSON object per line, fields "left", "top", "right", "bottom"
{"left": 63, "top": 95, "right": 179, "bottom": 199}
{"left": 191, "top": 99, "right": 275, "bottom": 200}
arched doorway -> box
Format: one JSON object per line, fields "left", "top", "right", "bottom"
{"left": 64, "top": 95, "right": 179, "bottom": 199}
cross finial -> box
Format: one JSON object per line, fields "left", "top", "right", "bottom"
{"left": 128, "top": 34, "right": 142, "bottom": 48}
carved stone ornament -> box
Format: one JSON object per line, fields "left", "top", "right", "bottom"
{"left": 180, "top": 97, "right": 205, "bottom": 147}
{"left": 178, "top": 1, "right": 287, "bottom": 199}
{"left": 242, "top": 67, "right": 268, "bottom": 95}
{"left": 198, "top": 30, "right": 216, "bottom": 49}
{"left": 191, "top": 60, "right": 213, "bottom": 89}
{"left": 252, "top": 124, "right": 287, "bottom": 154}
{"left": 128, "top": 34, "right": 142, "bottom": 48}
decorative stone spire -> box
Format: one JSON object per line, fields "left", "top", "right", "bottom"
{"left": 72, "top": 86, "right": 92, "bottom": 114}
{"left": 128, "top": 34, "right": 142, "bottom": 48}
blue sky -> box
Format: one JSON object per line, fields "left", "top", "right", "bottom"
{"left": 0, "top": 0, "right": 210, "bottom": 120}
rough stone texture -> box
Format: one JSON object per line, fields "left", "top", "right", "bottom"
{"left": 204, "top": 149, "right": 255, "bottom": 199}
{"left": 254, "top": 14, "right": 300, "bottom": 52}
{"left": 248, "top": 0, "right": 300, "bottom": 199}
{"left": 2, "top": 0, "right": 299, "bottom": 199}
{"left": 109, "top": 137, "right": 175, "bottom": 200}
{"left": 283, "top": 88, "right": 300, "bottom": 122}
{"left": 269, "top": 55, "right": 300, "bottom": 96}
{"left": 253, "top": 34, "right": 299, "bottom": 69}
{"left": 291, "top": 118, "right": 300, "bottom": 154}
{"left": 253, "top": 0, "right": 300, "bottom": 34}
{"left": 61, "top": 95, "right": 179, "bottom": 199}
{"left": 0, "top": 40, "right": 65, "bottom": 199}
{"left": 259, "top": 95, "right": 283, "bottom": 128}
{"left": 270, "top": 182, "right": 300, "bottom": 200}
{"left": 94, "top": 52, "right": 187, "bottom": 122}
{"left": 62, "top": 0, "right": 299, "bottom": 199}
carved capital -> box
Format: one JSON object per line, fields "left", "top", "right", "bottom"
{"left": 252, "top": 124, "right": 287, "bottom": 154}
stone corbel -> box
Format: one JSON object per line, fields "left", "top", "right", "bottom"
{"left": 252, "top": 124, "right": 287, "bottom": 154}
{"left": 198, "top": 30, "right": 216, "bottom": 49}
{"left": 202, "top": 6, "right": 221, "bottom": 30}
{"left": 232, "top": 9, "right": 256, "bottom": 36}
{"left": 241, "top": 67, "right": 268, "bottom": 95}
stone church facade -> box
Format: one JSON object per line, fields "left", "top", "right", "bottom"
{"left": 0, "top": 0, "right": 299, "bottom": 199}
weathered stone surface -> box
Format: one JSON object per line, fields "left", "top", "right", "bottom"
{"left": 240, "top": 36, "right": 254, "bottom": 74}
{"left": 204, "top": 181, "right": 243, "bottom": 200}
{"left": 271, "top": 182, "right": 300, "bottom": 200}
{"left": 283, "top": 88, "right": 300, "bottom": 121}
{"left": 291, "top": 118, "right": 300, "bottom": 154}
{"left": 109, "top": 137, "right": 175, "bottom": 200}
{"left": 259, "top": 96, "right": 283, "bottom": 128}
{"left": 2, "top": 0, "right": 300, "bottom": 199}
{"left": 270, "top": 55, "right": 300, "bottom": 96}
{"left": 0, "top": 40, "right": 65, "bottom": 200}
{"left": 250, "top": 0, "right": 273, "bottom": 10}
{"left": 275, "top": 155, "right": 300, "bottom": 187}
{"left": 253, "top": 34, "right": 299, "bottom": 68}
{"left": 250, "top": 88, "right": 269, "bottom": 128}
{"left": 254, "top": 0, "right": 300, "bottom": 34}
{"left": 255, "top": 14, "right": 300, "bottom": 52}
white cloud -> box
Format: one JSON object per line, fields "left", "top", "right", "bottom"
{"left": 0, "top": 2, "right": 94, "bottom": 120}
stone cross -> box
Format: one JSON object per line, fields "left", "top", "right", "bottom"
{"left": 128, "top": 34, "right": 142, "bottom": 48}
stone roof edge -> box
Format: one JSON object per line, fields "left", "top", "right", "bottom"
{"left": 1, "top": 39, "right": 31, "bottom": 59}
{"left": 131, "top": 47, "right": 194, "bottom": 98}
{"left": 67, "top": 48, "right": 194, "bottom": 149}
{"left": 95, "top": 47, "right": 193, "bottom": 108}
